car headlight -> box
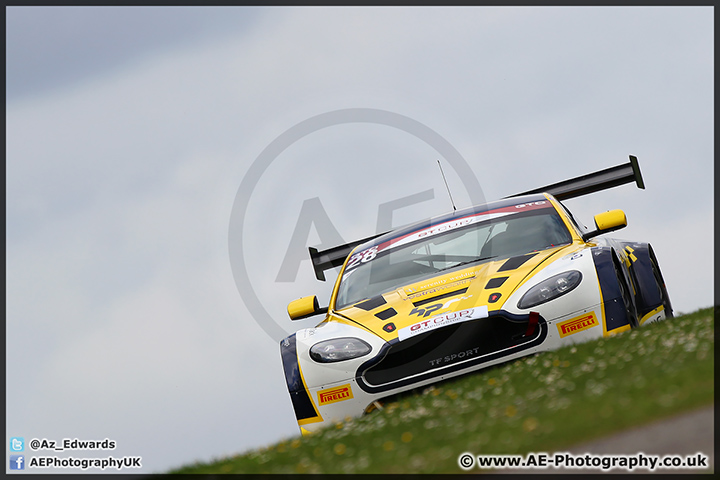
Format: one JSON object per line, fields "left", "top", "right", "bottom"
{"left": 309, "top": 337, "right": 372, "bottom": 363}
{"left": 518, "top": 270, "right": 583, "bottom": 309}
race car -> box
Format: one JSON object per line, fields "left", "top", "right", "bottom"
{"left": 280, "top": 156, "right": 672, "bottom": 435}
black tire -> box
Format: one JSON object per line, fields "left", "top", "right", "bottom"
{"left": 649, "top": 247, "right": 673, "bottom": 319}
{"left": 614, "top": 256, "right": 639, "bottom": 328}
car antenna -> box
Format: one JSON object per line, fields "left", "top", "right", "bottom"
{"left": 437, "top": 159, "right": 457, "bottom": 211}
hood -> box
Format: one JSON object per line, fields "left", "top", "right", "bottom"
{"left": 331, "top": 246, "right": 569, "bottom": 342}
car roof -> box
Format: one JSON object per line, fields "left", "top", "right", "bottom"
{"left": 359, "top": 193, "right": 553, "bottom": 250}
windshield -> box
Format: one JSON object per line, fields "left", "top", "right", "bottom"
{"left": 334, "top": 205, "right": 572, "bottom": 309}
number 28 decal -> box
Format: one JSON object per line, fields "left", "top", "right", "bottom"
{"left": 346, "top": 246, "right": 378, "bottom": 270}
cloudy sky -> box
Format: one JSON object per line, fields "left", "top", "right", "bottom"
{"left": 6, "top": 6, "right": 713, "bottom": 474}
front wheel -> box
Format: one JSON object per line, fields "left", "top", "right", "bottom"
{"left": 614, "top": 257, "right": 638, "bottom": 328}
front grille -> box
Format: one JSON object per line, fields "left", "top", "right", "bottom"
{"left": 357, "top": 312, "right": 546, "bottom": 393}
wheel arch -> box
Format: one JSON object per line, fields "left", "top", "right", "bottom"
{"left": 591, "top": 245, "right": 637, "bottom": 332}
{"left": 613, "top": 241, "right": 672, "bottom": 321}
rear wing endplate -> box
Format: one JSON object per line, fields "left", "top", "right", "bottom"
{"left": 506, "top": 155, "right": 644, "bottom": 201}
{"left": 309, "top": 231, "right": 387, "bottom": 281}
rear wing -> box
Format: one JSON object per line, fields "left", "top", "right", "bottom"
{"left": 309, "top": 231, "right": 387, "bottom": 281}
{"left": 505, "top": 155, "right": 644, "bottom": 201}
{"left": 308, "top": 155, "right": 645, "bottom": 281}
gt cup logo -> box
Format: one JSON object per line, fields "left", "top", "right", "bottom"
{"left": 398, "top": 306, "right": 488, "bottom": 341}
{"left": 229, "top": 108, "right": 485, "bottom": 341}
{"left": 514, "top": 200, "right": 546, "bottom": 209}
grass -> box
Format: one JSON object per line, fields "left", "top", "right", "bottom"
{"left": 169, "top": 307, "right": 714, "bottom": 474}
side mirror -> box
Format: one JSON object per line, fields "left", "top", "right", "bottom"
{"left": 287, "top": 295, "right": 328, "bottom": 321}
{"left": 582, "top": 209, "right": 627, "bottom": 241}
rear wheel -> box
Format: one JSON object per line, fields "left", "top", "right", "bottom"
{"left": 649, "top": 248, "right": 673, "bottom": 319}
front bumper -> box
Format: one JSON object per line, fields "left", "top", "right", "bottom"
{"left": 280, "top": 311, "right": 551, "bottom": 435}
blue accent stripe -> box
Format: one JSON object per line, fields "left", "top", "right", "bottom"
{"left": 591, "top": 247, "right": 631, "bottom": 331}
{"left": 280, "top": 334, "right": 318, "bottom": 422}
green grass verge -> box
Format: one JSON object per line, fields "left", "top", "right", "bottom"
{"left": 170, "top": 307, "right": 714, "bottom": 474}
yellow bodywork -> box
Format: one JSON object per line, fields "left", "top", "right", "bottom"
{"left": 326, "top": 245, "right": 573, "bottom": 342}
{"left": 594, "top": 209, "right": 627, "bottom": 231}
{"left": 287, "top": 295, "right": 320, "bottom": 320}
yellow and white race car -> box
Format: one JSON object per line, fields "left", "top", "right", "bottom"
{"left": 280, "top": 156, "right": 672, "bottom": 435}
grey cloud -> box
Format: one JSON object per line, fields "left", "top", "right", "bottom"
{"left": 5, "top": 5, "right": 713, "bottom": 474}
{"left": 6, "top": 6, "right": 263, "bottom": 100}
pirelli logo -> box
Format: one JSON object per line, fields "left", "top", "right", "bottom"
{"left": 317, "top": 384, "right": 353, "bottom": 406}
{"left": 557, "top": 313, "right": 599, "bottom": 338}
